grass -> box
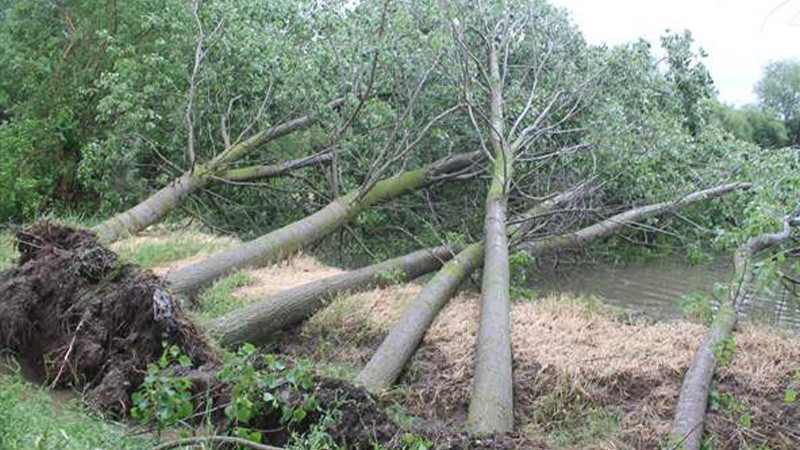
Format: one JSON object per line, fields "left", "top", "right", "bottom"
{"left": 0, "top": 231, "right": 17, "bottom": 271}
{"left": 0, "top": 369, "right": 158, "bottom": 450}
{"left": 115, "top": 234, "right": 235, "bottom": 270}
{"left": 545, "top": 407, "right": 622, "bottom": 448}
{"left": 194, "top": 271, "right": 253, "bottom": 322}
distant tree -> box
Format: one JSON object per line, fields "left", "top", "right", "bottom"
{"left": 712, "top": 103, "right": 790, "bottom": 149}
{"left": 661, "top": 30, "right": 714, "bottom": 136}
{"left": 756, "top": 59, "right": 800, "bottom": 145}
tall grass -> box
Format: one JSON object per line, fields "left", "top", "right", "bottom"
{"left": 0, "top": 369, "right": 157, "bottom": 449}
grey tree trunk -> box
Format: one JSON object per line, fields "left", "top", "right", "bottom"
{"left": 205, "top": 246, "right": 457, "bottom": 346}
{"left": 165, "top": 151, "right": 481, "bottom": 295}
{"left": 355, "top": 186, "right": 589, "bottom": 393}
{"left": 93, "top": 99, "right": 344, "bottom": 244}
{"left": 519, "top": 182, "right": 753, "bottom": 255}
{"left": 670, "top": 213, "right": 796, "bottom": 450}
{"left": 469, "top": 41, "right": 516, "bottom": 436}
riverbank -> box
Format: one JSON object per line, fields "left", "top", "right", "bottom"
{"left": 0, "top": 227, "right": 798, "bottom": 448}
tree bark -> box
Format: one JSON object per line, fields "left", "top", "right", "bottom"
{"left": 469, "top": 40, "right": 516, "bottom": 436}
{"left": 93, "top": 99, "right": 345, "bottom": 243}
{"left": 670, "top": 213, "right": 796, "bottom": 450}
{"left": 355, "top": 185, "right": 588, "bottom": 392}
{"left": 205, "top": 246, "right": 457, "bottom": 346}
{"left": 165, "top": 151, "right": 482, "bottom": 295}
{"left": 519, "top": 182, "right": 753, "bottom": 255}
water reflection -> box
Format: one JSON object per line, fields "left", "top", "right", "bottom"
{"left": 525, "top": 258, "right": 800, "bottom": 332}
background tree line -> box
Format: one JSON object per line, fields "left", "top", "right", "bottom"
{"left": 0, "top": 0, "right": 796, "bottom": 265}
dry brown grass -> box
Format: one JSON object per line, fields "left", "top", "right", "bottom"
{"left": 233, "top": 254, "right": 344, "bottom": 299}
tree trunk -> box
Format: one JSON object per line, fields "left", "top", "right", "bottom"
{"left": 93, "top": 172, "right": 208, "bottom": 244}
{"left": 355, "top": 185, "right": 588, "bottom": 392}
{"left": 670, "top": 213, "right": 796, "bottom": 450}
{"left": 93, "top": 99, "right": 345, "bottom": 243}
{"left": 469, "top": 41, "right": 516, "bottom": 435}
{"left": 165, "top": 151, "right": 482, "bottom": 295}
{"left": 205, "top": 246, "right": 457, "bottom": 346}
{"left": 519, "top": 182, "right": 753, "bottom": 255}
{"left": 355, "top": 182, "right": 751, "bottom": 398}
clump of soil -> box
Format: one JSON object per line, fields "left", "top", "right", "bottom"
{"left": 0, "top": 223, "right": 219, "bottom": 415}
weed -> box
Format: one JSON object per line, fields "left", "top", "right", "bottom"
{"left": 217, "top": 344, "right": 319, "bottom": 440}
{"left": 711, "top": 335, "right": 736, "bottom": 367}
{"left": 287, "top": 412, "right": 343, "bottom": 450}
{"left": 130, "top": 345, "right": 195, "bottom": 430}
{"left": 510, "top": 250, "right": 536, "bottom": 300}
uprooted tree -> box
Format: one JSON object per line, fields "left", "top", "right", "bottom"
{"left": 670, "top": 208, "right": 800, "bottom": 450}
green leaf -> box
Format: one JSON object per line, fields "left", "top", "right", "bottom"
{"left": 784, "top": 388, "right": 797, "bottom": 404}
{"left": 739, "top": 412, "right": 752, "bottom": 428}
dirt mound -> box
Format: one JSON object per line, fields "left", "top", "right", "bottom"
{"left": 0, "top": 223, "right": 219, "bottom": 414}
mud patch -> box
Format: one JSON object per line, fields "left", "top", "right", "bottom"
{"left": 0, "top": 223, "right": 219, "bottom": 414}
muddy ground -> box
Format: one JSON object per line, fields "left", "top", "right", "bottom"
{"left": 1, "top": 224, "right": 798, "bottom": 449}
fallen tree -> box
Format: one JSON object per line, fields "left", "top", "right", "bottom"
{"left": 165, "top": 151, "right": 482, "bottom": 295}
{"left": 206, "top": 245, "right": 459, "bottom": 346}
{"left": 467, "top": 32, "right": 518, "bottom": 435}
{"left": 669, "top": 209, "right": 799, "bottom": 450}
{"left": 354, "top": 182, "right": 752, "bottom": 397}
{"left": 93, "top": 98, "right": 345, "bottom": 244}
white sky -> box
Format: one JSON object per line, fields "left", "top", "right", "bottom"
{"left": 550, "top": 0, "right": 800, "bottom": 106}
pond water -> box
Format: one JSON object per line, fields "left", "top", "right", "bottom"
{"left": 525, "top": 257, "right": 800, "bottom": 333}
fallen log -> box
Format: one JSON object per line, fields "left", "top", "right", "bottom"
{"left": 205, "top": 245, "right": 458, "bottom": 346}
{"left": 669, "top": 210, "right": 798, "bottom": 450}
{"left": 354, "top": 184, "right": 589, "bottom": 394}
{"left": 93, "top": 99, "right": 344, "bottom": 244}
{"left": 518, "top": 182, "right": 753, "bottom": 255}
{"left": 354, "top": 182, "right": 752, "bottom": 399}
{"left": 165, "top": 151, "right": 482, "bottom": 296}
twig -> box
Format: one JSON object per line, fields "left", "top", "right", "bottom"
{"left": 50, "top": 317, "right": 87, "bottom": 388}
{"left": 151, "top": 435, "right": 284, "bottom": 450}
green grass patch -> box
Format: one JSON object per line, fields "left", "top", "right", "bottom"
{"left": 0, "top": 231, "right": 17, "bottom": 271}
{"left": 117, "top": 235, "right": 235, "bottom": 270}
{"left": 195, "top": 271, "right": 253, "bottom": 321}
{"left": 546, "top": 407, "right": 622, "bottom": 448}
{"left": 0, "top": 370, "right": 157, "bottom": 449}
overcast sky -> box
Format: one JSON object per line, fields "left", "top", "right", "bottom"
{"left": 549, "top": 0, "right": 800, "bottom": 106}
